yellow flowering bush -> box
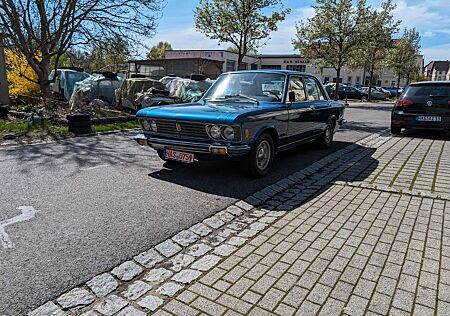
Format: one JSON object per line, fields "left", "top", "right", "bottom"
{"left": 5, "top": 49, "right": 40, "bottom": 96}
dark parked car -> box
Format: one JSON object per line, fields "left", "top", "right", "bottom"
{"left": 333, "top": 85, "right": 368, "bottom": 101}
{"left": 383, "top": 86, "right": 404, "bottom": 98}
{"left": 391, "top": 81, "right": 450, "bottom": 134}
{"left": 135, "top": 70, "right": 346, "bottom": 177}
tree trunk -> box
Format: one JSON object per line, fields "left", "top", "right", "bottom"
{"left": 38, "top": 58, "right": 51, "bottom": 100}
{"left": 368, "top": 64, "right": 375, "bottom": 101}
{"left": 334, "top": 68, "right": 341, "bottom": 100}
{"left": 0, "top": 44, "right": 9, "bottom": 105}
{"left": 237, "top": 53, "right": 244, "bottom": 71}
{"left": 396, "top": 74, "right": 401, "bottom": 97}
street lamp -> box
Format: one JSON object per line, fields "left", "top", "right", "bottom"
{"left": 0, "top": 34, "right": 10, "bottom": 106}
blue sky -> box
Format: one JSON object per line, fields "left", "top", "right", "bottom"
{"left": 145, "top": 0, "right": 450, "bottom": 64}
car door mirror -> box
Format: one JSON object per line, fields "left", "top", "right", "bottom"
{"left": 288, "top": 91, "right": 296, "bottom": 103}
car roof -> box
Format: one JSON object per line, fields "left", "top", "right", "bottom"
{"left": 409, "top": 81, "right": 450, "bottom": 86}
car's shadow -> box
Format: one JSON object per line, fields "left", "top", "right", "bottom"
{"left": 149, "top": 140, "right": 379, "bottom": 202}
{"left": 399, "top": 129, "right": 450, "bottom": 140}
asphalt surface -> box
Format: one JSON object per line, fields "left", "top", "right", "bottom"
{"left": 0, "top": 102, "right": 392, "bottom": 315}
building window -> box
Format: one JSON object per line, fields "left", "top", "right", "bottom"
{"left": 356, "top": 76, "right": 361, "bottom": 84}
{"left": 251, "top": 63, "right": 258, "bottom": 70}
{"left": 226, "top": 60, "right": 236, "bottom": 72}
{"left": 347, "top": 76, "right": 352, "bottom": 84}
{"left": 324, "top": 77, "right": 330, "bottom": 84}
{"left": 332, "top": 77, "right": 343, "bottom": 83}
{"left": 286, "top": 65, "right": 306, "bottom": 72}
{"left": 261, "top": 65, "right": 282, "bottom": 70}
{"left": 377, "top": 80, "right": 382, "bottom": 86}
{"left": 391, "top": 80, "right": 396, "bottom": 86}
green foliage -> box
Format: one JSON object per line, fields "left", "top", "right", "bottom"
{"left": 293, "top": 0, "right": 369, "bottom": 98}
{"left": 91, "top": 35, "right": 131, "bottom": 72}
{"left": 195, "top": 0, "right": 290, "bottom": 67}
{"left": 385, "top": 28, "right": 421, "bottom": 85}
{"left": 91, "top": 121, "right": 140, "bottom": 133}
{"left": 148, "top": 42, "right": 173, "bottom": 60}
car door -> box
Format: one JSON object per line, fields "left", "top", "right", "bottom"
{"left": 303, "top": 76, "right": 330, "bottom": 135}
{"left": 286, "top": 76, "right": 316, "bottom": 140}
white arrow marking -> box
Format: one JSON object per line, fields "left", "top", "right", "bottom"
{"left": 0, "top": 206, "right": 39, "bottom": 249}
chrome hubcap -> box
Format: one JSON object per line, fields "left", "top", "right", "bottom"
{"left": 256, "top": 140, "right": 271, "bottom": 170}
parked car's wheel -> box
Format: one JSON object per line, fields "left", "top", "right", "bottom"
{"left": 243, "top": 133, "right": 275, "bottom": 177}
{"left": 316, "top": 121, "right": 334, "bottom": 148}
{"left": 391, "top": 125, "right": 402, "bottom": 135}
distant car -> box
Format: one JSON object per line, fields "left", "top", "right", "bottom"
{"left": 391, "top": 81, "right": 450, "bottom": 134}
{"left": 359, "top": 87, "right": 389, "bottom": 99}
{"left": 383, "top": 86, "right": 404, "bottom": 98}
{"left": 335, "top": 86, "right": 368, "bottom": 101}
{"left": 135, "top": 70, "right": 346, "bottom": 177}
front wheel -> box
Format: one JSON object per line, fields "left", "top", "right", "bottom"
{"left": 242, "top": 133, "right": 275, "bottom": 178}
{"left": 157, "top": 149, "right": 167, "bottom": 161}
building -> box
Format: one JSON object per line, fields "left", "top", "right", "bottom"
{"left": 423, "top": 60, "right": 450, "bottom": 81}
{"left": 128, "top": 49, "right": 424, "bottom": 87}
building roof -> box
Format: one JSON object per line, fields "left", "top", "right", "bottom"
{"left": 433, "top": 61, "right": 450, "bottom": 72}
{"left": 254, "top": 54, "right": 304, "bottom": 59}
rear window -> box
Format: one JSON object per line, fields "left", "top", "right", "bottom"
{"left": 404, "top": 84, "right": 450, "bottom": 97}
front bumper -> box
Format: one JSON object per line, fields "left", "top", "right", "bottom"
{"left": 134, "top": 134, "right": 251, "bottom": 157}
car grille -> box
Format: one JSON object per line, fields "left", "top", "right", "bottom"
{"left": 141, "top": 119, "right": 241, "bottom": 142}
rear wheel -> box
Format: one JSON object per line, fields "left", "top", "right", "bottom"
{"left": 316, "top": 121, "right": 334, "bottom": 148}
{"left": 391, "top": 125, "right": 402, "bottom": 135}
{"left": 242, "top": 133, "right": 275, "bottom": 177}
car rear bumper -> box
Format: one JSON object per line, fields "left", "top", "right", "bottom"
{"left": 134, "top": 133, "right": 251, "bottom": 157}
{"left": 392, "top": 111, "right": 450, "bottom": 130}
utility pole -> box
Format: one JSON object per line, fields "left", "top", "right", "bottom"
{"left": 0, "top": 35, "right": 10, "bottom": 106}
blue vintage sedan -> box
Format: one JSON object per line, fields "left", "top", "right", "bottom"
{"left": 135, "top": 70, "right": 345, "bottom": 177}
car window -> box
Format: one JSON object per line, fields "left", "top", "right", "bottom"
{"left": 404, "top": 85, "right": 450, "bottom": 97}
{"left": 304, "top": 77, "right": 326, "bottom": 101}
{"left": 288, "top": 76, "right": 307, "bottom": 102}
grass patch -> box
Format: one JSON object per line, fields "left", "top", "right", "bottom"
{"left": 0, "top": 120, "right": 30, "bottom": 133}
{"left": 91, "top": 121, "right": 140, "bottom": 133}
{"left": 0, "top": 120, "right": 70, "bottom": 141}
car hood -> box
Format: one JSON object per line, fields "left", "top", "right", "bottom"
{"left": 136, "top": 102, "right": 280, "bottom": 124}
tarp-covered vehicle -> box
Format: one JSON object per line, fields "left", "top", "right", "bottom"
{"left": 69, "top": 72, "right": 123, "bottom": 110}
{"left": 49, "top": 68, "right": 90, "bottom": 102}
{"left": 116, "top": 78, "right": 170, "bottom": 111}
{"left": 159, "top": 76, "right": 214, "bottom": 103}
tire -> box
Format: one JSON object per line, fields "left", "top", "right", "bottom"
{"left": 391, "top": 125, "right": 402, "bottom": 135}
{"left": 242, "top": 133, "right": 275, "bottom": 178}
{"left": 316, "top": 121, "right": 334, "bottom": 148}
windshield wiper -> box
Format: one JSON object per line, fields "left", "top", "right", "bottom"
{"left": 225, "top": 94, "right": 260, "bottom": 105}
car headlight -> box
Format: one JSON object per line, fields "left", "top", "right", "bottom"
{"left": 222, "top": 126, "right": 235, "bottom": 140}
{"left": 209, "top": 125, "right": 221, "bottom": 139}
{"left": 141, "top": 119, "right": 151, "bottom": 131}
{"left": 151, "top": 120, "right": 157, "bottom": 132}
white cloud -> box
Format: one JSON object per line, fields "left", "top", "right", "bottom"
{"left": 422, "top": 44, "right": 450, "bottom": 63}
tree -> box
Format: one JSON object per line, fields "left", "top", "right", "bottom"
{"left": 350, "top": 0, "right": 400, "bottom": 99}
{"left": 385, "top": 28, "right": 421, "bottom": 96}
{"left": 148, "top": 41, "right": 173, "bottom": 60}
{"left": 195, "top": 0, "right": 290, "bottom": 70}
{"left": 4, "top": 49, "right": 40, "bottom": 96}
{"left": 91, "top": 35, "right": 131, "bottom": 72}
{"left": 293, "top": 0, "right": 369, "bottom": 99}
{"left": 0, "top": 0, "right": 163, "bottom": 98}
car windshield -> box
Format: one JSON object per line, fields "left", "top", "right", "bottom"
{"left": 204, "top": 72, "right": 286, "bottom": 103}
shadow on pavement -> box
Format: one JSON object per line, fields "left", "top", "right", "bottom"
{"left": 149, "top": 141, "right": 379, "bottom": 203}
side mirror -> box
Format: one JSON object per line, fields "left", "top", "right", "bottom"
{"left": 288, "top": 91, "right": 296, "bottom": 103}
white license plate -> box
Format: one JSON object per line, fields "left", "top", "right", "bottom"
{"left": 416, "top": 116, "right": 442, "bottom": 122}
{"left": 165, "top": 149, "right": 194, "bottom": 163}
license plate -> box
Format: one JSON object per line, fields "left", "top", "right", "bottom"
{"left": 165, "top": 149, "right": 194, "bottom": 163}
{"left": 416, "top": 116, "right": 442, "bottom": 122}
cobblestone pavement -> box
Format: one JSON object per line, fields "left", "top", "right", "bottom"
{"left": 29, "top": 131, "right": 450, "bottom": 316}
